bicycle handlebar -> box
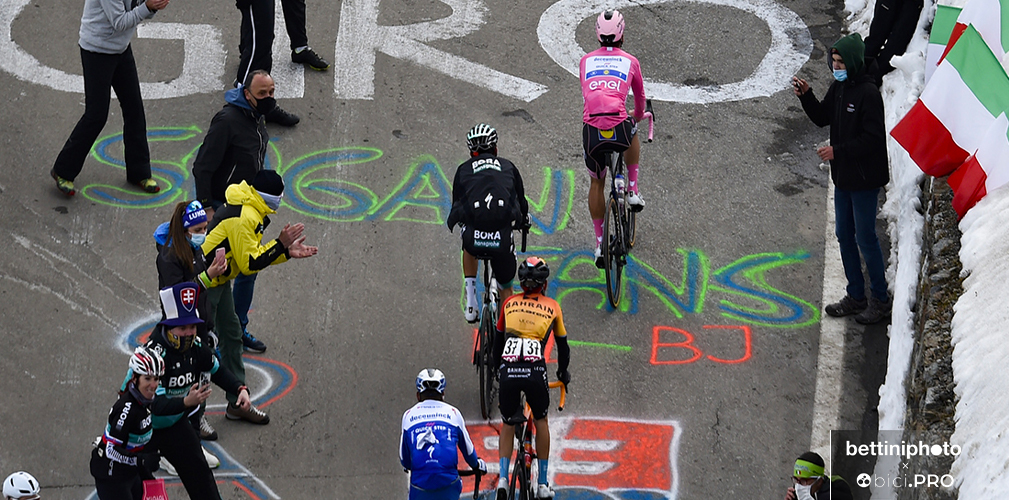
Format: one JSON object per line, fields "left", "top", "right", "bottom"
{"left": 548, "top": 381, "right": 567, "bottom": 412}
{"left": 641, "top": 99, "right": 655, "bottom": 143}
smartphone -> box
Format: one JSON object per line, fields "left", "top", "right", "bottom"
{"left": 215, "top": 247, "right": 226, "bottom": 260}
{"left": 199, "top": 371, "right": 211, "bottom": 389}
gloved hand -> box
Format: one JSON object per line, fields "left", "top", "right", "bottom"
{"left": 139, "top": 452, "right": 161, "bottom": 473}
{"left": 477, "top": 458, "right": 487, "bottom": 475}
{"left": 556, "top": 369, "right": 571, "bottom": 386}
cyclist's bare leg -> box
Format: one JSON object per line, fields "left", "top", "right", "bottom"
{"left": 463, "top": 250, "right": 478, "bottom": 276}
{"left": 589, "top": 176, "right": 606, "bottom": 250}
{"left": 625, "top": 134, "right": 641, "bottom": 194}
{"left": 462, "top": 250, "right": 479, "bottom": 320}
{"left": 534, "top": 417, "right": 550, "bottom": 463}
{"left": 499, "top": 422, "right": 516, "bottom": 472}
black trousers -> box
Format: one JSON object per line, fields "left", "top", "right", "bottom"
{"left": 94, "top": 476, "right": 142, "bottom": 500}
{"left": 280, "top": 0, "right": 308, "bottom": 49}
{"left": 237, "top": 0, "right": 276, "bottom": 84}
{"left": 864, "top": 0, "right": 923, "bottom": 74}
{"left": 52, "top": 45, "right": 151, "bottom": 183}
{"left": 150, "top": 418, "right": 221, "bottom": 500}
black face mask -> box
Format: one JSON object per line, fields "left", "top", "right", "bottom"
{"left": 250, "top": 95, "right": 277, "bottom": 117}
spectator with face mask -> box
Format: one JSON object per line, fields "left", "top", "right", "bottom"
{"left": 784, "top": 452, "right": 852, "bottom": 500}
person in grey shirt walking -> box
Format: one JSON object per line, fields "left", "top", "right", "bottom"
{"left": 49, "top": 0, "right": 169, "bottom": 197}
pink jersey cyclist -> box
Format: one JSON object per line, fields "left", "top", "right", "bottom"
{"left": 580, "top": 48, "right": 646, "bottom": 130}
{"left": 580, "top": 10, "right": 647, "bottom": 269}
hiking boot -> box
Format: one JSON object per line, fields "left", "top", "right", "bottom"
{"left": 242, "top": 330, "right": 267, "bottom": 353}
{"left": 226, "top": 403, "right": 270, "bottom": 424}
{"left": 199, "top": 415, "right": 218, "bottom": 441}
{"left": 265, "top": 105, "right": 300, "bottom": 127}
{"left": 131, "top": 178, "right": 161, "bottom": 193}
{"left": 594, "top": 246, "right": 605, "bottom": 269}
{"left": 536, "top": 484, "right": 555, "bottom": 499}
{"left": 855, "top": 296, "right": 893, "bottom": 325}
{"left": 202, "top": 446, "right": 220, "bottom": 468}
{"left": 824, "top": 295, "right": 867, "bottom": 317}
{"left": 160, "top": 457, "right": 178, "bottom": 476}
{"left": 291, "top": 47, "right": 330, "bottom": 71}
{"left": 50, "top": 169, "right": 75, "bottom": 197}
{"left": 626, "top": 191, "right": 645, "bottom": 212}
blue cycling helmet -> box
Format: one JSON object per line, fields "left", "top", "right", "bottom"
{"left": 416, "top": 368, "right": 446, "bottom": 394}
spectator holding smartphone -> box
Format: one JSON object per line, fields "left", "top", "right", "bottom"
{"left": 130, "top": 283, "right": 254, "bottom": 498}
{"left": 49, "top": 0, "right": 170, "bottom": 197}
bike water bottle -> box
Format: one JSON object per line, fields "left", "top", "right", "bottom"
{"left": 614, "top": 174, "right": 626, "bottom": 195}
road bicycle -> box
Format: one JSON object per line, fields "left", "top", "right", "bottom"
{"left": 459, "top": 468, "right": 485, "bottom": 500}
{"left": 473, "top": 226, "right": 529, "bottom": 419}
{"left": 601, "top": 100, "right": 655, "bottom": 308}
{"left": 504, "top": 381, "right": 566, "bottom": 500}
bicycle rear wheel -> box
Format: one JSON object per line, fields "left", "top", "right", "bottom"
{"left": 602, "top": 196, "right": 624, "bottom": 308}
{"left": 477, "top": 307, "right": 497, "bottom": 419}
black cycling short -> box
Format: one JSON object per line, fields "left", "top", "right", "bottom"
{"left": 461, "top": 224, "right": 517, "bottom": 285}
{"left": 582, "top": 118, "right": 638, "bottom": 178}
{"left": 498, "top": 362, "right": 549, "bottom": 424}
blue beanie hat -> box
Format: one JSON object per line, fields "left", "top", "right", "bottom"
{"left": 183, "top": 201, "right": 207, "bottom": 228}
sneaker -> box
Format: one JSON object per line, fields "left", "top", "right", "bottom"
{"left": 130, "top": 178, "right": 161, "bottom": 193}
{"left": 50, "top": 169, "right": 75, "bottom": 197}
{"left": 202, "top": 446, "right": 220, "bottom": 468}
{"left": 626, "top": 191, "right": 645, "bottom": 212}
{"left": 496, "top": 478, "right": 507, "bottom": 500}
{"left": 824, "top": 295, "right": 867, "bottom": 317}
{"left": 855, "top": 296, "right": 892, "bottom": 325}
{"left": 199, "top": 415, "right": 218, "bottom": 441}
{"left": 242, "top": 330, "right": 267, "bottom": 353}
{"left": 226, "top": 402, "right": 270, "bottom": 425}
{"left": 265, "top": 106, "right": 300, "bottom": 127}
{"left": 291, "top": 47, "right": 330, "bottom": 71}
{"left": 594, "top": 246, "right": 605, "bottom": 269}
{"left": 535, "top": 484, "right": 555, "bottom": 499}
{"left": 159, "top": 457, "right": 178, "bottom": 476}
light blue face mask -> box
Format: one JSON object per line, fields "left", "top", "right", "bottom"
{"left": 833, "top": 69, "right": 848, "bottom": 81}
{"left": 189, "top": 232, "right": 206, "bottom": 248}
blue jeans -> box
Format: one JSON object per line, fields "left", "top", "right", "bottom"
{"left": 233, "top": 272, "right": 258, "bottom": 331}
{"left": 835, "top": 187, "right": 888, "bottom": 302}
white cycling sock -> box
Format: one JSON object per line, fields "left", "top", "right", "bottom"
{"left": 465, "top": 277, "right": 478, "bottom": 307}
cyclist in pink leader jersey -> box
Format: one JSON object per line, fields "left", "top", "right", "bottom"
{"left": 580, "top": 10, "right": 647, "bottom": 268}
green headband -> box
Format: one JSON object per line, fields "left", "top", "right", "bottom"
{"left": 793, "top": 459, "right": 825, "bottom": 479}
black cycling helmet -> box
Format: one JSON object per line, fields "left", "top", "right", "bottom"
{"left": 466, "top": 123, "right": 498, "bottom": 153}
{"left": 517, "top": 256, "right": 550, "bottom": 291}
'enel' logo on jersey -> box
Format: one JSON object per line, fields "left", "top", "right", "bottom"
{"left": 589, "top": 80, "right": 621, "bottom": 91}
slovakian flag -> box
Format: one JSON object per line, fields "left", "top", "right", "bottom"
{"left": 926, "top": 2, "right": 965, "bottom": 83}
{"left": 890, "top": 24, "right": 1009, "bottom": 177}
{"left": 947, "top": 112, "right": 1009, "bottom": 217}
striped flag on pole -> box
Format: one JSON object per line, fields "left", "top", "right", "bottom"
{"left": 926, "top": 2, "right": 965, "bottom": 82}
{"left": 938, "top": 0, "right": 1009, "bottom": 64}
{"left": 890, "top": 24, "right": 1009, "bottom": 177}
{"left": 948, "top": 112, "right": 1009, "bottom": 217}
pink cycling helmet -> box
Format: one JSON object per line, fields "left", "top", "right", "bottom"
{"left": 596, "top": 10, "right": 625, "bottom": 43}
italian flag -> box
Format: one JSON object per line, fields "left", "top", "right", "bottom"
{"left": 947, "top": 112, "right": 1009, "bottom": 217}
{"left": 926, "top": 2, "right": 964, "bottom": 82}
{"left": 938, "top": 0, "right": 1009, "bottom": 64}
{"left": 890, "top": 24, "right": 1009, "bottom": 177}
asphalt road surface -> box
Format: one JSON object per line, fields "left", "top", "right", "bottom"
{"left": 0, "top": 0, "right": 888, "bottom": 498}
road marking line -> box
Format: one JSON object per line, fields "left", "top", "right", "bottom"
{"left": 811, "top": 184, "right": 844, "bottom": 471}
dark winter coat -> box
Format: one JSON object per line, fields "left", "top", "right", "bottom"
{"left": 799, "top": 33, "right": 889, "bottom": 191}
{"left": 192, "top": 86, "right": 268, "bottom": 207}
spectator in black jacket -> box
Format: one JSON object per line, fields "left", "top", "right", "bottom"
{"left": 792, "top": 33, "right": 891, "bottom": 325}
{"left": 192, "top": 69, "right": 275, "bottom": 354}
{"left": 864, "top": 0, "right": 924, "bottom": 83}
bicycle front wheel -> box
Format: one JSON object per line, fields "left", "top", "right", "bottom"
{"left": 626, "top": 199, "right": 637, "bottom": 250}
{"left": 477, "top": 308, "right": 497, "bottom": 419}
{"left": 602, "top": 196, "right": 625, "bottom": 308}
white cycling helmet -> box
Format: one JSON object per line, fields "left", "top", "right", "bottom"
{"left": 129, "top": 346, "right": 165, "bottom": 377}
{"left": 466, "top": 124, "right": 498, "bottom": 153}
{"left": 3, "top": 472, "right": 39, "bottom": 500}
{"left": 416, "top": 368, "right": 447, "bottom": 394}
{"left": 596, "top": 10, "right": 625, "bottom": 44}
